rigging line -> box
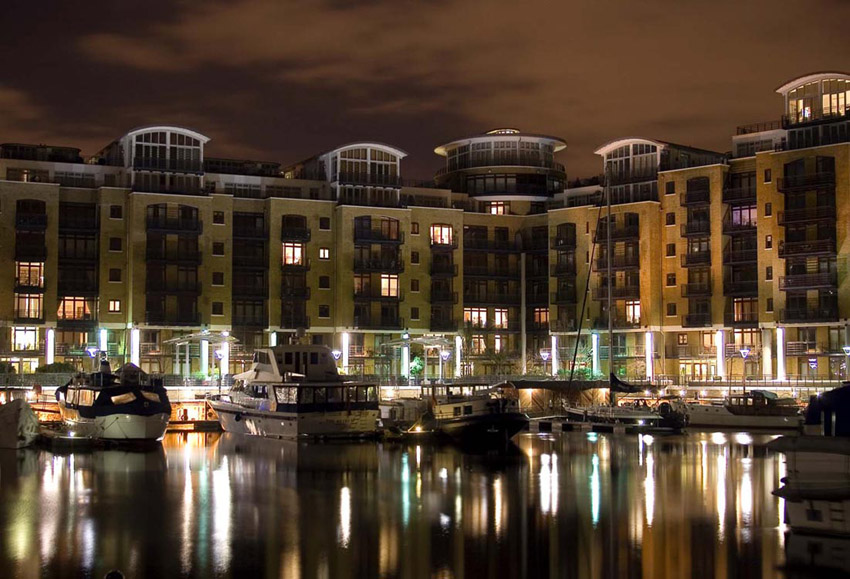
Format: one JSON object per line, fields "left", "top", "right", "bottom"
{"left": 567, "top": 191, "right": 607, "bottom": 384}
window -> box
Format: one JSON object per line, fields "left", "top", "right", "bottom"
{"left": 430, "top": 224, "right": 453, "bottom": 245}
{"left": 666, "top": 182, "right": 675, "bottom": 195}
{"left": 488, "top": 202, "right": 508, "bottom": 215}
{"left": 667, "top": 303, "right": 677, "bottom": 316}
{"left": 678, "top": 333, "right": 688, "bottom": 345}
{"left": 765, "top": 202, "right": 772, "bottom": 217}
{"left": 471, "top": 335, "right": 486, "bottom": 355}
{"left": 764, "top": 169, "right": 771, "bottom": 183}
{"left": 212, "top": 272, "right": 224, "bottom": 286}
{"left": 212, "top": 302, "right": 224, "bottom": 316}
{"left": 319, "top": 276, "right": 330, "bottom": 289}
{"left": 411, "top": 222, "right": 419, "bottom": 235}
{"left": 12, "top": 327, "right": 38, "bottom": 351}
{"left": 411, "top": 279, "right": 419, "bottom": 292}
{"left": 765, "top": 235, "right": 772, "bottom": 250}
{"left": 464, "top": 308, "right": 487, "bottom": 327}
{"left": 411, "top": 307, "right": 420, "bottom": 321}
{"left": 318, "top": 305, "right": 330, "bottom": 318}
{"left": 109, "top": 205, "right": 123, "bottom": 219}
{"left": 212, "top": 242, "right": 225, "bottom": 256}
{"left": 109, "top": 268, "right": 121, "bottom": 282}
{"left": 666, "top": 273, "right": 676, "bottom": 287}
{"left": 319, "top": 217, "right": 330, "bottom": 230}
{"left": 108, "top": 300, "right": 121, "bottom": 313}
{"left": 494, "top": 308, "right": 509, "bottom": 328}
{"left": 109, "top": 237, "right": 122, "bottom": 252}
{"left": 282, "top": 243, "right": 303, "bottom": 265}
{"left": 766, "top": 298, "right": 774, "bottom": 312}
{"left": 766, "top": 266, "right": 773, "bottom": 281}
{"left": 411, "top": 251, "right": 419, "bottom": 265}
{"left": 625, "top": 300, "right": 641, "bottom": 324}
{"left": 213, "top": 211, "right": 225, "bottom": 225}
{"left": 15, "top": 294, "right": 43, "bottom": 319}
{"left": 666, "top": 243, "right": 676, "bottom": 257}
{"left": 533, "top": 308, "right": 549, "bottom": 325}
{"left": 16, "top": 262, "right": 43, "bottom": 288}
{"left": 58, "top": 297, "right": 92, "bottom": 320}
{"left": 319, "top": 247, "right": 330, "bottom": 260}
{"left": 380, "top": 274, "right": 399, "bottom": 297}
{"left": 666, "top": 212, "right": 675, "bottom": 225}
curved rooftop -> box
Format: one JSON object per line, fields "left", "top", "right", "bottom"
{"left": 775, "top": 71, "right": 850, "bottom": 95}
{"left": 434, "top": 128, "right": 566, "bottom": 156}
{"left": 594, "top": 137, "right": 664, "bottom": 157}
{"left": 123, "top": 125, "right": 211, "bottom": 144}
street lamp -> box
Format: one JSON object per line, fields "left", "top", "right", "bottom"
{"left": 331, "top": 349, "right": 342, "bottom": 361}
{"left": 439, "top": 349, "right": 451, "bottom": 383}
{"left": 843, "top": 346, "right": 850, "bottom": 380}
{"left": 740, "top": 347, "right": 750, "bottom": 394}
{"left": 540, "top": 348, "right": 551, "bottom": 376}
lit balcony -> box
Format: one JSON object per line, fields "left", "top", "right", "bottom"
{"left": 779, "top": 306, "right": 838, "bottom": 324}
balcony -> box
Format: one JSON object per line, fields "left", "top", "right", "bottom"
{"left": 527, "top": 290, "right": 548, "bottom": 304}
{"left": 777, "top": 172, "right": 835, "bottom": 193}
{"left": 233, "top": 225, "right": 268, "bottom": 239}
{"left": 57, "top": 278, "right": 99, "bottom": 296}
{"left": 14, "top": 310, "right": 45, "bottom": 324}
{"left": 463, "top": 238, "right": 520, "bottom": 252}
{"left": 232, "top": 313, "right": 268, "bottom": 327}
{"left": 592, "top": 315, "right": 641, "bottom": 330}
{"left": 681, "top": 221, "right": 711, "bottom": 237}
{"left": 430, "top": 317, "right": 458, "bottom": 332}
{"left": 785, "top": 341, "right": 821, "bottom": 357}
{"left": 354, "top": 229, "right": 404, "bottom": 244}
{"left": 145, "top": 311, "right": 202, "bottom": 326}
{"left": 353, "top": 316, "right": 404, "bottom": 330}
{"left": 592, "top": 285, "right": 640, "bottom": 301}
{"left": 145, "top": 279, "right": 202, "bottom": 294}
{"left": 464, "top": 265, "right": 519, "bottom": 278}
{"left": 58, "top": 247, "right": 98, "bottom": 262}
{"left": 723, "top": 279, "right": 758, "bottom": 296}
{"left": 15, "top": 214, "right": 47, "bottom": 230}
{"left": 15, "top": 245, "right": 47, "bottom": 262}
{"left": 463, "top": 320, "right": 521, "bottom": 333}
{"left": 723, "top": 247, "right": 757, "bottom": 265}
{"left": 57, "top": 313, "right": 98, "bottom": 329}
{"left": 779, "top": 272, "right": 837, "bottom": 291}
{"left": 551, "top": 318, "right": 577, "bottom": 332}
{"left": 337, "top": 172, "right": 403, "bottom": 188}
{"left": 232, "top": 284, "right": 269, "bottom": 299}
{"left": 779, "top": 306, "right": 838, "bottom": 324}
{"left": 430, "top": 237, "right": 458, "bottom": 251}
{"left": 281, "top": 227, "right": 311, "bottom": 242}
{"left": 551, "top": 231, "right": 577, "bottom": 249}
{"left": 550, "top": 262, "right": 577, "bottom": 277}
{"left": 145, "top": 247, "right": 202, "bottom": 265}
{"left": 683, "top": 312, "right": 713, "bottom": 327}
{"left": 552, "top": 286, "right": 578, "bottom": 304}
{"left": 281, "top": 258, "right": 312, "bottom": 273}
{"left": 665, "top": 344, "right": 717, "bottom": 359}
{"left": 778, "top": 206, "right": 836, "bottom": 226}
{"left": 430, "top": 262, "right": 458, "bottom": 277}
{"left": 608, "top": 169, "right": 658, "bottom": 186}
{"left": 280, "top": 286, "right": 310, "bottom": 300}
{"left": 463, "top": 292, "right": 521, "bottom": 305}
{"left": 234, "top": 253, "right": 269, "bottom": 269}
{"left": 354, "top": 288, "right": 404, "bottom": 302}
{"left": 681, "top": 282, "right": 712, "bottom": 298}
{"left": 593, "top": 224, "right": 639, "bottom": 243}
{"left": 681, "top": 251, "right": 711, "bottom": 267}
{"left": 723, "top": 311, "right": 759, "bottom": 327}
{"left": 430, "top": 290, "right": 458, "bottom": 304}
{"left": 146, "top": 216, "right": 203, "bottom": 233}
{"left": 14, "top": 278, "right": 45, "bottom": 293}
{"left": 778, "top": 239, "right": 836, "bottom": 258}
{"left": 352, "top": 257, "right": 403, "bottom": 274}
{"left": 436, "top": 156, "right": 565, "bottom": 177}
{"left": 593, "top": 254, "right": 640, "bottom": 271}
{"left": 59, "top": 214, "right": 99, "bottom": 231}
{"left": 280, "top": 313, "right": 310, "bottom": 329}
{"left": 722, "top": 186, "right": 756, "bottom": 204}
{"left": 722, "top": 218, "right": 757, "bottom": 235}
{"left": 681, "top": 188, "right": 710, "bottom": 206}
{"left": 133, "top": 156, "right": 203, "bottom": 173}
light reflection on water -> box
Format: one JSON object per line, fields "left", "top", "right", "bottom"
{"left": 0, "top": 430, "right": 787, "bottom": 578}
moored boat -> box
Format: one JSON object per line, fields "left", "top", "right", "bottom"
{"left": 209, "top": 344, "right": 380, "bottom": 439}
{"left": 677, "top": 390, "right": 802, "bottom": 429}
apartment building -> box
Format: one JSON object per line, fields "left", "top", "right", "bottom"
{"left": 0, "top": 72, "right": 848, "bottom": 384}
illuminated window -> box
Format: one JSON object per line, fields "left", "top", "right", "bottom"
{"left": 15, "top": 294, "right": 43, "bottom": 319}
{"left": 471, "top": 335, "right": 486, "bottom": 355}
{"left": 380, "top": 274, "right": 398, "bottom": 297}
{"left": 488, "top": 202, "right": 508, "bottom": 215}
{"left": 625, "top": 301, "right": 641, "bottom": 324}
{"left": 282, "top": 243, "right": 303, "bottom": 265}
{"left": 463, "top": 308, "right": 487, "bottom": 327}
{"left": 58, "top": 297, "right": 92, "bottom": 320}
{"left": 494, "top": 308, "right": 508, "bottom": 329}
{"left": 319, "top": 247, "right": 330, "bottom": 260}
{"left": 677, "top": 333, "right": 688, "bottom": 345}
{"left": 15, "top": 262, "right": 43, "bottom": 288}
{"left": 494, "top": 335, "right": 503, "bottom": 353}
{"left": 430, "top": 224, "right": 453, "bottom": 245}
{"left": 12, "top": 327, "right": 38, "bottom": 351}
{"left": 533, "top": 308, "right": 549, "bottom": 324}
{"left": 108, "top": 300, "right": 121, "bottom": 313}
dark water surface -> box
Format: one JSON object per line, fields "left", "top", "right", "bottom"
{"left": 0, "top": 431, "right": 788, "bottom": 578}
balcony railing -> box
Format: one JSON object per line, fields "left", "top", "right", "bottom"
{"left": 232, "top": 314, "right": 268, "bottom": 327}
{"left": 354, "top": 288, "right": 404, "bottom": 302}
{"left": 778, "top": 239, "right": 836, "bottom": 258}
{"left": 550, "top": 318, "right": 577, "bottom": 332}
{"left": 354, "top": 229, "right": 404, "bottom": 244}
{"left": 430, "top": 318, "right": 458, "bottom": 332}
{"left": 608, "top": 169, "right": 658, "bottom": 186}
{"left": 58, "top": 247, "right": 98, "bottom": 262}
{"left": 57, "top": 278, "right": 99, "bottom": 295}
{"left": 592, "top": 285, "right": 640, "bottom": 301}
{"left": 430, "top": 262, "right": 458, "bottom": 276}
{"left": 233, "top": 225, "right": 268, "bottom": 239}
{"left": 430, "top": 290, "right": 458, "bottom": 304}
{"left": 776, "top": 172, "right": 835, "bottom": 193}
{"left": 593, "top": 254, "right": 640, "bottom": 271}
{"left": 15, "top": 214, "right": 47, "bottom": 229}
{"left": 145, "top": 247, "right": 202, "bottom": 264}
{"left": 15, "top": 245, "right": 47, "bottom": 262}
{"left": 280, "top": 286, "right": 310, "bottom": 300}
{"left": 14, "top": 311, "right": 45, "bottom": 323}
{"left": 665, "top": 345, "right": 717, "bottom": 358}
{"left": 592, "top": 316, "right": 641, "bottom": 330}
{"left": 721, "top": 218, "right": 757, "bottom": 235}
{"left": 785, "top": 341, "right": 820, "bottom": 356}
{"left": 430, "top": 237, "right": 458, "bottom": 250}
{"left": 723, "top": 279, "right": 758, "bottom": 296}
{"left": 463, "top": 320, "right": 522, "bottom": 333}
{"left": 681, "top": 282, "right": 712, "bottom": 297}
{"left": 779, "top": 306, "right": 838, "bottom": 324}
{"left": 681, "top": 188, "right": 710, "bottom": 206}
{"left": 463, "top": 292, "right": 521, "bottom": 305}
{"left": 722, "top": 186, "right": 756, "bottom": 204}
{"left": 552, "top": 287, "right": 579, "bottom": 304}
{"left": 681, "top": 221, "right": 711, "bottom": 237}
{"left": 463, "top": 238, "right": 520, "bottom": 252}
{"left": 778, "top": 206, "right": 836, "bottom": 226}
{"left": 683, "top": 312, "right": 713, "bottom": 327}
{"left": 336, "top": 172, "right": 403, "bottom": 188}
{"left": 281, "top": 258, "right": 312, "bottom": 273}
{"left": 551, "top": 231, "right": 577, "bottom": 249}
{"left": 723, "top": 247, "right": 757, "bottom": 264}
{"left": 133, "top": 157, "right": 203, "bottom": 173}
{"left": 145, "top": 311, "right": 202, "bottom": 326}
{"left": 59, "top": 215, "right": 99, "bottom": 231}
{"left": 281, "top": 227, "right": 311, "bottom": 242}
{"left": 779, "top": 272, "right": 837, "bottom": 291}
{"left": 232, "top": 284, "right": 269, "bottom": 298}
{"left": 145, "top": 279, "right": 202, "bottom": 294}
{"left": 463, "top": 265, "right": 520, "bottom": 278}
{"left": 681, "top": 251, "right": 711, "bottom": 267}
{"left": 352, "top": 258, "right": 403, "bottom": 273}
{"left": 234, "top": 253, "right": 269, "bottom": 268}
{"left": 723, "top": 311, "right": 759, "bottom": 327}
{"left": 280, "top": 314, "right": 310, "bottom": 329}
{"left": 550, "top": 262, "right": 577, "bottom": 276}
{"left": 14, "top": 278, "right": 45, "bottom": 293}
{"left": 593, "top": 224, "right": 640, "bottom": 243}
{"left": 353, "top": 316, "right": 404, "bottom": 330}
{"left": 145, "top": 216, "right": 203, "bottom": 233}
{"left": 436, "top": 156, "right": 565, "bottom": 176}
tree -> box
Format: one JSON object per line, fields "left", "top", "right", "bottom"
{"left": 409, "top": 356, "right": 424, "bottom": 377}
{"left": 0, "top": 361, "right": 15, "bottom": 374}
{"left": 36, "top": 362, "right": 77, "bottom": 373}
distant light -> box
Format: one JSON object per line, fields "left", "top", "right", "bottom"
{"left": 740, "top": 347, "right": 750, "bottom": 359}
{"left": 85, "top": 346, "right": 98, "bottom": 358}
{"left": 414, "top": 425, "right": 422, "bottom": 432}
{"left": 843, "top": 346, "right": 850, "bottom": 356}
{"left": 331, "top": 349, "right": 342, "bottom": 361}
{"left": 700, "top": 390, "right": 707, "bottom": 397}
{"left": 221, "top": 330, "right": 230, "bottom": 337}
{"left": 638, "top": 420, "right": 645, "bottom": 426}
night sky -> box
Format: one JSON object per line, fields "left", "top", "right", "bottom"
{"left": 2, "top": 0, "right": 848, "bottom": 179}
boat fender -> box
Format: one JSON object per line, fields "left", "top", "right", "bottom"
{"left": 234, "top": 413, "right": 242, "bottom": 422}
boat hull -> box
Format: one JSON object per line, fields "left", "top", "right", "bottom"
{"left": 438, "top": 411, "right": 528, "bottom": 443}
{"left": 59, "top": 409, "right": 170, "bottom": 441}
{"left": 685, "top": 405, "right": 802, "bottom": 429}
{"left": 210, "top": 401, "right": 379, "bottom": 439}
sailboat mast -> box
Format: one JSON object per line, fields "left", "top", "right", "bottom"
{"left": 605, "top": 165, "right": 615, "bottom": 407}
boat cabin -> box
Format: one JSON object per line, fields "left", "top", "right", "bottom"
{"left": 247, "top": 344, "right": 341, "bottom": 382}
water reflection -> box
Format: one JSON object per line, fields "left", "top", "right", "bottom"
{"left": 0, "top": 431, "right": 789, "bottom": 578}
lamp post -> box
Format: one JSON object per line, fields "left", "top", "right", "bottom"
{"left": 740, "top": 347, "right": 751, "bottom": 394}
{"left": 86, "top": 346, "right": 99, "bottom": 371}
{"left": 439, "top": 349, "right": 451, "bottom": 383}
{"left": 540, "top": 348, "right": 551, "bottom": 376}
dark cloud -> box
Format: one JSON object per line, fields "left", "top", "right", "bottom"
{"left": 0, "top": 0, "right": 847, "bottom": 178}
